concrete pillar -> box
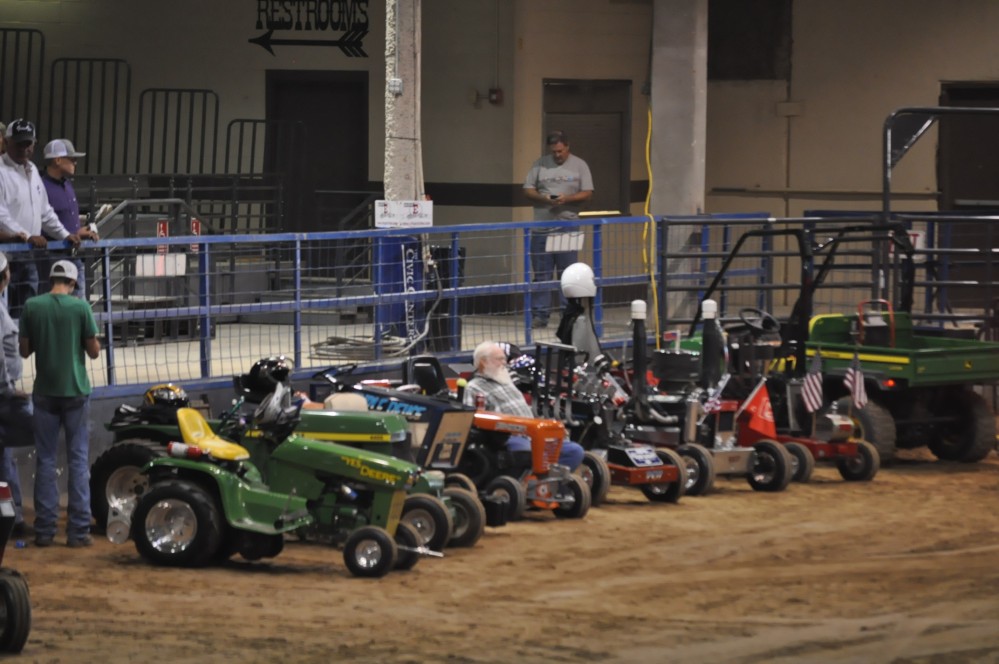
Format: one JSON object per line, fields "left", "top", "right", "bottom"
{"left": 384, "top": 0, "right": 423, "bottom": 201}
{"left": 650, "top": 0, "right": 708, "bottom": 326}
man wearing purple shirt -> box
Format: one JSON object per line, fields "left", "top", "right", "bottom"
{"left": 41, "top": 139, "right": 98, "bottom": 299}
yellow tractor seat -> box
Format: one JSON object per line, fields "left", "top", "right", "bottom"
{"left": 176, "top": 407, "right": 251, "bottom": 461}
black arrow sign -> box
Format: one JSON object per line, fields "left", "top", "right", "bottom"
{"left": 249, "top": 29, "right": 368, "bottom": 57}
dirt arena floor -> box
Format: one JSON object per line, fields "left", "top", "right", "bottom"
{"left": 7, "top": 447, "right": 999, "bottom": 663}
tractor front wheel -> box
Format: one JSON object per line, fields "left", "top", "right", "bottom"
{"left": 578, "top": 451, "right": 611, "bottom": 507}
{"left": 747, "top": 440, "right": 792, "bottom": 492}
{"left": 392, "top": 521, "right": 422, "bottom": 571}
{"left": 837, "top": 440, "right": 880, "bottom": 481}
{"left": 553, "top": 475, "right": 591, "bottom": 519}
{"left": 676, "top": 444, "right": 716, "bottom": 496}
{"left": 836, "top": 398, "right": 896, "bottom": 464}
{"left": 401, "top": 494, "right": 453, "bottom": 553}
{"left": 641, "top": 448, "right": 687, "bottom": 503}
{"left": 443, "top": 487, "right": 486, "bottom": 548}
{"left": 784, "top": 442, "right": 815, "bottom": 483}
{"left": 343, "top": 526, "right": 397, "bottom": 578}
{"left": 90, "top": 440, "right": 165, "bottom": 532}
{"left": 485, "top": 475, "right": 527, "bottom": 521}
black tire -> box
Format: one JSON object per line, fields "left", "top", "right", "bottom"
{"left": 444, "top": 472, "right": 478, "bottom": 493}
{"left": 343, "top": 526, "right": 397, "bottom": 578}
{"left": 132, "top": 479, "right": 224, "bottom": 568}
{"left": 553, "top": 475, "right": 591, "bottom": 519}
{"left": 393, "top": 521, "right": 422, "bottom": 571}
{"left": 746, "top": 440, "right": 791, "bottom": 492}
{"left": 90, "top": 440, "right": 166, "bottom": 532}
{"left": 443, "top": 487, "right": 486, "bottom": 548}
{"left": 784, "top": 442, "right": 815, "bottom": 483}
{"left": 837, "top": 439, "right": 880, "bottom": 481}
{"left": 928, "top": 390, "right": 997, "bottom": 462}
{"left": 836, "top": 397, "right": 896, "bottom": 465}
{"left": 401, "top": 494, "right": 453, "bottom": 552}
{"left": 485, "top": 475, "right": 527, "bottom": 521}
{"left": 747, "top": 440, "right": 793, "bottom": 492}
{"left": 0, "top": 569, "right": 31, "bottom": 653}
{"left": 676, "top": 444, "right": 716, "bottom": 496}
{"left": 578, "top": 451, "right": 611, "bottom": 507}
{"left": 640, "top": 448, "right": 687, "bottom": 503}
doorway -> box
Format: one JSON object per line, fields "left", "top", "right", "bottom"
{"left": 266, "top": 70, "right": 369, "bottom": 233}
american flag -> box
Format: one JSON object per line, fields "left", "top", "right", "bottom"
{"left": 843, "top": 351, "right": 868, "bottom": 410}
{"left": 802, "top": 351, "right": 824, "bottom": 413}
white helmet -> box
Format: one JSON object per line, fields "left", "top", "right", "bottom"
{"left": 561, "top": 262, "right": 596, "bottom": 298}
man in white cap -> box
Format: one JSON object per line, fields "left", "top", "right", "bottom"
{"left": 42, "top": 138, "right": 98, "bottom": 299}
{"left": 0, "top": 119, "right": 85, "bottom": 318}
{"left": 0, "top": 251, "right": 29, "bottom": 531}
{"left": 19, "top": 259, "right": 100, "bottom": 547}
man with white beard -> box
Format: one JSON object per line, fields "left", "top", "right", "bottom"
{"left": 463, "top": 340, "right": 584, "bottom": 470}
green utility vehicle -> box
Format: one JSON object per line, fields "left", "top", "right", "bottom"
{"left": 114, "top": 382, "right": 437, "bottom": 577}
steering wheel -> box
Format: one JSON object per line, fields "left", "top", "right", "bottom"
{"left": 738, "top": 307, "right": 781, "bottom": 334}
{"left": 311, "top": 363, "right": 357, "bottom": 387}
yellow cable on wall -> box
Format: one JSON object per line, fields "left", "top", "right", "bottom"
{"left": 642, "top": 104, "right": 661, "bottom": 348}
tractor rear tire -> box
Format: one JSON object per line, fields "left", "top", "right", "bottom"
{"left": 641, "top": 448, "right": 686, "bottom": 503}
{"left": 579, "top": 451, "right": 611, "bottom": 506}
{"left": 393, "top": 521, "right": 422, "bottom": 571}
{"left": 928, "top": 390, "right": 997, "bottom": 462}
{"left": 443, "top": 487, "right": 486, "bottom": 548}
{"left": 676, "top": 444, "right": 716, "bottom": 496}
{"left": 837, "top": 439, "right": 880, "bottom": 481}
{"left": 485, "top": 475, "right": 527, "bottom": 521}
{"left": 784, "top": 442, "right": 815, "bottom": 483}
{"left": 132, "top": 479, "right": 223, "bottom": 568}
{"left": 553, "top": 475, "right": 591, "bottom": 519}
{"left": 343, "top": 526, "right": 397, "bottom": 578}
{"left": 747, "top": 440, "right": 792, "bottom": 492}
{"left": 836, "top": 398, "right": 896, "bottom": 465}
{"left": 0, "top": 569, "right": 30, "bottom": 653}
{"left": 90, "top": 440, "right": 165, "bottom": 532}
{"left": 401, "top": 494, "right": 453, "bottom": 553}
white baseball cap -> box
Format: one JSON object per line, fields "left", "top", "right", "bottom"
{"left": 44, "top": 139, "right": 86, "bottom": 160}
{"left": 50, "top": 259, "right": 79, "bottom": 282}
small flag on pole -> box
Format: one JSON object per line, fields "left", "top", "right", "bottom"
{"left": 843, "top": 351, "right": 868, "bottom": 410}
{"left": 802, "top": 352, "right": 824, "bottom": 413}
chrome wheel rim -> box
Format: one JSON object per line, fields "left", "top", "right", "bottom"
{"left": 353, "top": 539, "right": 386, "bottom": 570}
{"left": 401, "top": 509, "right": 435, "bottom": 545}
{"left": 144, "top": 498, "right": 198, "bottom": 554}
{"left": 106, "top": 465, "right": 148, "bottom": 520}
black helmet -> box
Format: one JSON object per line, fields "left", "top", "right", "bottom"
{"left": 241, "top": 356, "right": 293, "bottom": 403}
{"left": 143, "top": 383, "right": 189, "bottom": 408}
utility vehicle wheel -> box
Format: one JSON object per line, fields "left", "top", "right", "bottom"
{"left": 641, "top": 448, "right": 687, "bottom": 503}
{"left": 132, "top": 480, "right": 223, "bottom": 567}
{"left": 444, "top": 472, "right": 478, "bottom": 493}
{"left": 401, "top": 494, "right": 453, "bottom": 553}
{"left": 343, "top": 526, "right": 397, "bottom": 578}
{"left": 90, "top": 440, "right": 165, "bottom": 531}
{"left": 553, "top": 475, "right": 591, "bottom": 519}
{"left": 578, "top": 451, "right": 611, "bottom": 507}
{"left": 747, "top": 440, "right": 792, "bottom": 492}
{"left": 836, "top": 398, "right": 896, "bottom": 464}
{"left": 485, "top": 475, "right": 527, "bottom": 521}
{"left": 0, "top": 569, "right": 31, "bottom": 653}
{"left": 443, "top": 487, "right": 485, "bottom": 548}
{"left": 393, "top": 521, "right": 422, "bottom": 571}
{"left": 928, "top": 390, "right": 997, "bottom": 462}
{"left": 784, "top": 442, "right": 815, "bottom": 483}
{"left": 837, "top": 439, "right": 880, "bottom": 481}
{"left": 676, "top": 444, "right": 716, "bottom": 496}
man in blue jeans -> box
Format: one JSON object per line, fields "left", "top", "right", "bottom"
{"left": 19, "top": 260, "right": 101, "bottom": 547}
{"left": 522, "top": 130, "right": 594, "bottom": 329}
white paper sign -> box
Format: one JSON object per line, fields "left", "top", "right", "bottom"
{"left": 545, "top": 231, "right": 583, "bottom": 252}
{"left": 375, "top": 200, "right": 434, "bottom": 228}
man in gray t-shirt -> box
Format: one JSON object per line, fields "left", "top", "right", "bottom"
{"left": 522, "top": 131, "right": 594, "bottom": 328}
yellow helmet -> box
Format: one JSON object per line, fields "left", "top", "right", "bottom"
{"left": 143, "top": 383, "right": 189, "bottom": 408}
